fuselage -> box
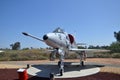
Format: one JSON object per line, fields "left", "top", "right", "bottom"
{"left": 43, "top": 32, "right": 70, "bottom": 50}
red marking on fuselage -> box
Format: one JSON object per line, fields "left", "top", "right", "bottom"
{"left": 68, "top": 34, "right": 74, "bottom": 44}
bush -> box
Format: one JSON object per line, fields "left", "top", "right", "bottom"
{"left": 93, "top": 52, "right": 120, "bottom": 58}
{"left": 66, "top": 53, "right": 78, "bottom": 59}
{"left": 0, "top": 52, "right": 6, "bottom": 57}
{"left": 109, "top": 42, "right": 120, "bottom": 53}
{"left": 1, "top": 49, "right": 119, "bottom": 61}
{"left": 93, "top": 52, "right": 111, "bottom": 58}
{"left": 111, "top": 53, "right": 120, "bottom": 58}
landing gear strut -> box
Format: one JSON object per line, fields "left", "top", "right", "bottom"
{"left": 60, "top": 69, "right": 63, "bottom": 76}
{"left": 58, "top": 61, "right": 61, "bottom": 67}
{"left": 81, "top": 61, "right": 84, "bottom": 66}
{"left": 57, "top": 49, "right": 64, "bottom": 76}
{"left": 58, "top": 61, "right": 64, "bottom": 76}
{"left": 79, "top": 51, "right": 86, "bottom": 67}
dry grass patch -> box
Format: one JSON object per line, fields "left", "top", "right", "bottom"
{"left": 0, "top": 64, "right": 25, "bottom": 69}
{"left": 100, "top": 67, "right": 120, "bottom": 74}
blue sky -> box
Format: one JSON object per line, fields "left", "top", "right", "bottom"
{"left": 0, "top": 0, "right": 120, "bottom": 49}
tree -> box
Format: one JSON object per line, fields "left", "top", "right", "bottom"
{"left": 10, "top": 42, "right": 21, "bottom": 50}
{"left": 114, "top": 31, "right": 120, "bottom": 42}
{"left": 78, "top": 46, "right": 86, "bottom": 49}
{"left": 109, "top": 42, "right": 120, "bottom": 53}
{"left": 88, "top": 45, "right": 101, "bottom": 49}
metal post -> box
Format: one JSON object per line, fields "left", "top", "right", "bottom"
{"left": 27, "top": 64, "right": 30, "bottom": 69}
{"left": 50, "top": 73, "right": 55, "bottom": 80}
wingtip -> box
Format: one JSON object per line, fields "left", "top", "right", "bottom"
{"left": 22, "top": 32, "right": 29, "bottom": 36}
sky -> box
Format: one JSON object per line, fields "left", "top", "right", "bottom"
{"left": 0, "top": 0, "right": 120, "bottom": 49}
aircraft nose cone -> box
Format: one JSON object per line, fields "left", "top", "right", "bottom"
{"left": 43, "top": 35, "right": 48, "bottom": 40}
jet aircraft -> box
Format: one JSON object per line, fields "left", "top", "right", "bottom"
{"left": 22, "top": 27, "right": 109, "bottom": 76}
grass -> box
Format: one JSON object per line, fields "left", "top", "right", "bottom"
{"left": 93, "top": 52, "right": 120, "bottom": 58}
{"left": 0, "top": 49, "right": 120, "bottom": 61}
{"left": 0, "top": 49, "right": 49, "bottom": 61}
{"left": 0, "top": 49, "right": 79, "bottom": 61}
{"left": 100, "top": 67, "right": 120, "bottom": 74}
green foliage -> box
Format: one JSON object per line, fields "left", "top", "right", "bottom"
{"left": 93, "top": 52, "right": 120, "bottom": 58}
{"left": 65, "top": 53, "right": 78, "bottom": 59}
{"left": 109, "top": 42, "right": 120, "bottom": 53}
{"left": 88, "top": 45, "right": 101, "bottom": 49}
{"left": 0, "top": 52, "right": 10, "bottom": 61}
{"left": 111, "top": 53, "right": 120, "bottom": 58}
{"left": 22, "top": 48, "right": 29, "bottom": 50}
{"left": 78, "top": 46, "right": 86, "bottom": 49}
{"left": 0, "top": 49, "right": 120, "bottom": 61}
{"left": 93, "top": 52, "right": 111, "bottom": 58}
{"left": 114, "top": 31, "right": 120, "bottom": 42}
{"left": 88, "top": 45, "right": 109, "bottom": 49}
{"left": 10, "top": 42, "right": 21, "bottom": 50}
{"left": 0, "top": 49, "right": 79, "bottom": 61}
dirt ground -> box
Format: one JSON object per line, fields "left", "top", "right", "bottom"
{"left": 0, "top": 69, "right": 120, "bottom": 80}
{"left": 0, "top": 58, "right": 120, "bottom": 80}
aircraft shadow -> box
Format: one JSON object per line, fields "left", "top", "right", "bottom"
{"left": 28, "top": 62, "right": 104, "bottom": 78}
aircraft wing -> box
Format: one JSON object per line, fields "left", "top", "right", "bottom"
{"left": 22, "top": 32, "right": 44, "bottom": 42}
{"left": 69, "top": 48, "right": 110, "bottom": 53}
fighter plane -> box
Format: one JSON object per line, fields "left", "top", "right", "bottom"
{"left": 22, "top": 27, "right": 109, "bottom": 76}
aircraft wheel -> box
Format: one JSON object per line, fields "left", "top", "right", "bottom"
{"left": 81, "top": 61, "right": 84, "bottom": 66}
{"left": 60, "top": 69, "right": 63, "bottom": 76}
{"left": 58, "top": 61, "right": 61, "bottom": 67}
{"left": 50, "top": 73, "right": 54, "bottom": 79}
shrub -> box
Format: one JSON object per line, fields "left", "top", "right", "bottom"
{"left": 0, "top": 49, "right": 49, "bottom": 61}
{"left": 66, "top": 53, "right": 78, "bottom": 59}
{"left": 93, "top": 52, "right": 111, "bottom": 58}
{"left": 112, "top": 53, "right": 120, "bottom": 58}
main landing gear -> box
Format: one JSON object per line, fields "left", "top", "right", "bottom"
{"left": 57, "top": 49, "right": 64, "bottom": 76}
{"left": 50, "top": 48, "right": 64, "bottom": 76}
{"left": 81, "top": 60, "right": 84, "bottom": 67}
{"left": 58, "top": 61, "right": 64, "bottom": 76}
{"left": 79, "top": 51, "right": 86, "bottom": 67}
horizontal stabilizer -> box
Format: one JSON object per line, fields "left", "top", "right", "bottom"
{"left": 69, "top": 48, "right": 110, "bottom": 53}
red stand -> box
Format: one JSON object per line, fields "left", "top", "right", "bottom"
{"left": 17, "top": 69, "right": 28, "bottom": 80}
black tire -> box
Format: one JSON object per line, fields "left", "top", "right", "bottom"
{"left": 81, "top": 61, "right": 84, "bottom": 66}
{"left": 60, "top": 69, "right": 63, "bottom": 76}
{"left": 58, "top": 61, "right": 61, "bottom": 67}
{"left": 50, "top": 73, "right": 54, "bottom": 79}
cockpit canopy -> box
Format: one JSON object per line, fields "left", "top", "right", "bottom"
{"left": 53, "top": 27, "right": 64, "bottom": 33}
